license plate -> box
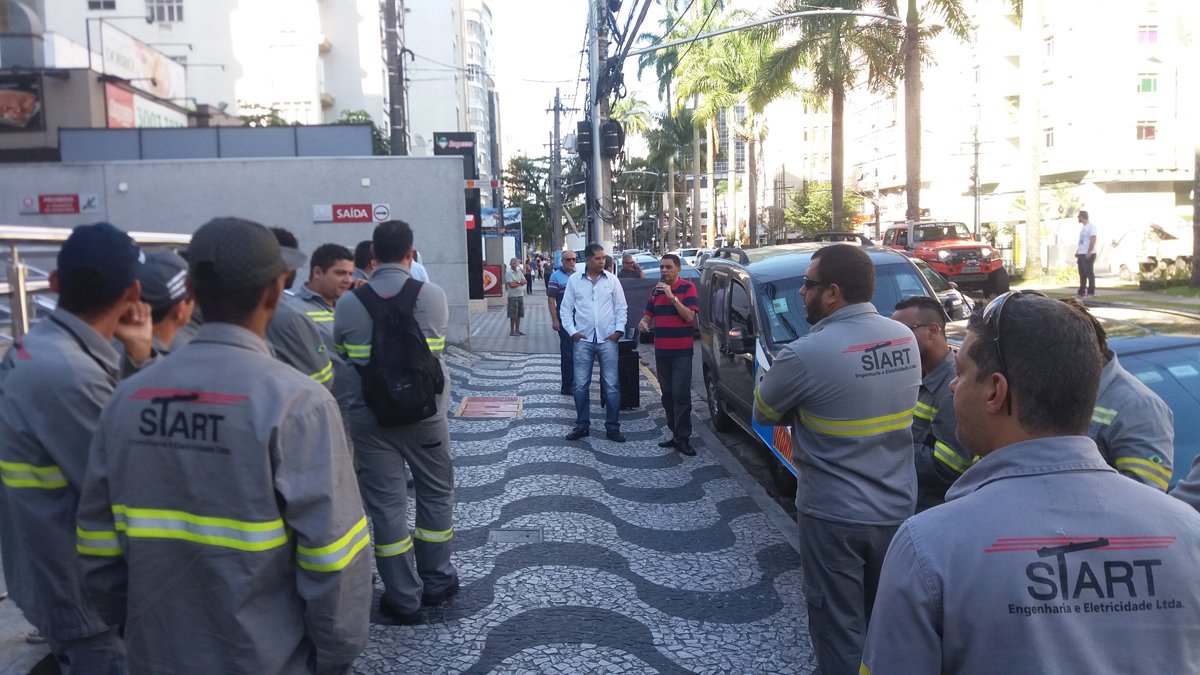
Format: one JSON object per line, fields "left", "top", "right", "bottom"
{"left": 962, "top": 265, "right": 980, "bottom": 273}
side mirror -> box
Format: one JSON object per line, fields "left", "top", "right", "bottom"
{"left": 948, "top": 281, "right": 959, "bottom": 290}
{"left": 726, "top": 327, "right": 754, "bottom": 355}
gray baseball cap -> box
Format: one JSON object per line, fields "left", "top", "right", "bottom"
{"left": 186, "top": 217, "right": 306, "bottom": 291}
{"left": 137, "top": 250, "right": 189, "bottom": 311}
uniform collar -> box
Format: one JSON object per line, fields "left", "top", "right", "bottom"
{"left": 945, "top": 436, "right": 1116, "bottom": 502}
{"left": 189, "top": 322, "right": 274, "bottom": 357}
{"left": 810, "top": 302, "right": 875, "bottom": 333}
{"left": 924, "top": 349, "right": 956, "bottom": 390}
{"left": 296, "top": 283, "right": 332, "bottom": 309}
{"left": 48, "top": 307, "right": 122, "bottom": 375}
{"left": 374, "top": 262, "right": 413, "bottom": 279}
{"left": 1099, "top": 349, "right": 1120, "bottom": 391}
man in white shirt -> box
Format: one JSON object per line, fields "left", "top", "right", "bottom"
{"left": 1076, "top": 210, "right": 1097, "bottom": 297}
{"left": 560, "top": 242, "right": 628, "bottom": 443}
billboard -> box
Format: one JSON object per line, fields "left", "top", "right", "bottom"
{"left": 480, "top": 207, "right": 522, "bottom": 238}
{"left": 0, "top": 73, "right": 44, "bottom": 132}
{"left": 105, "top": 84, "right": 187, "bottom": 128}
{"left": 98, "top": 22, "right": 187, "bottom": 101}
{"left": 431, "top": 131, "right": 477, "bottom": 179}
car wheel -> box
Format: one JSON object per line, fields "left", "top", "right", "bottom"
{"left": 982, "top": 268, "right": 1010, "bottom": 297}
{"left": 770, "top": 456, "right": 798, "bottom": 498}
{"left": 704, "top": 370, "right": 735, "bottom": 433}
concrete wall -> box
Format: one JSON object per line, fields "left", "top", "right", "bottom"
{"left": 0, "top": 155, "right": 473, "bottom": 345}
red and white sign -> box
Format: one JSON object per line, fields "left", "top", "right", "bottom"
{"left": 332, "top": 203, "right": 373, "bottom": 223}
{"left": 38, "top": 194, "right": 80, "bottom": 214}
{"left": 466, "top": 214, "right": 476, "bottom": 230}
{"left": 482, "top": 265, "right": 502, "bottom": 296}
{"left": 105, "top": 83, "right": 187, "bottom": 129}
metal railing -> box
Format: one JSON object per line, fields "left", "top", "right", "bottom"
{"left": 1, "top": 225, "right": 191, "bottom": 341}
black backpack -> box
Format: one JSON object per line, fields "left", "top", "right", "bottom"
{"left": 352, "top": 280, "right": 446, "bottom": 426}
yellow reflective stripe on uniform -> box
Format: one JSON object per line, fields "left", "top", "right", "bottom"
{"left": 1092, "top": 406, "right": 1117, "bottom": 425}
{"left": 340, "top": 343, "right": 371, "bottom": 359}
{"left": 296, "top": 516, "right": 370, "bottom": 572}
{"left": 309, "top": 361, "right": 334, "bottom": 384}
{"left": 76, "top": 526, "right": 122, "bottom": 557}
{"left": 754, "top": 387, "right": 784, "bottom": 422}
{"left": 799, "top": 408, "right": 915, "bottom": 437}
{"left": 913, "top": 401, "right": 937, "bottom": 421}
{"left": 305, "top": 310, "right": 335, "bottom": 323}
{"left": 426, "top": 337, "right": 445, "bottom": 352}
{"left": 933, "top": 441, "right": 970, "bottom": 474}
{"left": 1114, "top": 457, "right": 1172, "bottom": 489}
{"left": 112, "top": 505, "right": 289, "bottom": 552}
{"left": 414, "top": 527, "right": 453, "bottom": 543}
{"left": 0, "top": 460, "right": 68, "bottom": 489}
{"left": 376, "top": 536, "right": 413, "bottom": 558}
{"left": 859, "top": 665, "right": 870, "bottom": 675}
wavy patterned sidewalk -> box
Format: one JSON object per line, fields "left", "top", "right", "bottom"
{"left": 355, "top": 348, "right": 812, "bottom": 674}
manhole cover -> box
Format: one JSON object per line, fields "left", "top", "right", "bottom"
{"left": 488, "top": 528, "right": 543, "bottom": 544}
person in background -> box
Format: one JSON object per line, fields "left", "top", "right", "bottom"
{"left": 524, "top": 257, "right": 535, "bottom": 295}
{"left": 505, "top": 258, "right": 527, "bottom": 336}
{"left": 861, "top": 292, "right": 1200, "bottom": 674}
{"left": 264, "top": 228, "right": 334, "bottom": 390}
{"left": 619, "top": 254, "right": 645, "bottom": 279}
{"left": 892, "top": 296, "right": 971, "bottom": 511}
{"left": 353, "top": 239, "right": 377, "bottom": 285}
{"left": 637, "top": 254, "right": 699, "bottom": 456}
{"left": 137, "top": 249, "right": 195, "bottom": 355}
{"left": 0, "top": 222, "right": 153, "bottom": 672}
{"left": 1076, "top": 210, "right": 1098, "bottom": 297}
{"left": 547, "top": 251, "right": 578, "bottom": 396}
{"left": 410, "top": 249, "right": 430, "bottom": 282}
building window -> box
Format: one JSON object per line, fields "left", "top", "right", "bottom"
{"left": 147, "top": 0, "right": 183, "bottom": 23}
{"left": 1044, "top": 36, "right": 1054, "bottom": 57}
{"left": 88, "top": 1, "right": 117, "bottom": 9}
{"left": 1138, "top": 25, "right": 1158, "bottom": 44}
{"left": 1044, "top": 128, "right": 1054, "bottom": 148}
{"left": 1136, "top": 121, "right": 1157, "bottom": 140}
{"left": 1137, "top": 73, "right": 1157, "bottom": 93}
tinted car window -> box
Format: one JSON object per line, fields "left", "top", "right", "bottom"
{"left": 1120, "top": 345, "right": 1200, "bottom": 487}
{"left": 913, "top": 259, "right": 952, "bottom": 292}
{"left": 709, "top": 273, "right": 729, "bottom": 326}
{"left": 730, "top": 281, "right": 752, "bottom": 334}
{"left": 757, "top": 261, "right": 929, "bottom": 347}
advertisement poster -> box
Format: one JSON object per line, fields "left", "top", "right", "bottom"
{"left": 480, "top": 207, "right": 522, "bottom": 238}
{"left": 482, "top": 265, "right": 502, "bottom": 297}
{"left": 0, "top": 73, "right": 44, "bottom": 132}
{"left": 431, "top": 131, "right": 477, "bottom": 179}
{"left": 98, "top": 22, "right": 187, "bottom": 101}
{"left": 105, "top": 83, "right": 187, "bottom": 128}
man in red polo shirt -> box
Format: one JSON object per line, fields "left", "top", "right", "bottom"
{"left": 638, "top": 254, "right": 700, "bottom": 456}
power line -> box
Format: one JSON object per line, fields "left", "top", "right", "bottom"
{"left": 673, "top": 0, "right": 721, "bottom": 69}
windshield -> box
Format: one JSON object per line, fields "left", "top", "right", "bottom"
{"left": 757, "top": 262, "right": 931, "bottom": 346}
{"left": 914, "top": 260, "right": 952, "bottom": 292}
{"left": 913, "top": 223, "right": 972, "bottom": 242}
{"left": 1120, "top": 345, "right": 1200, "bottom": 488}
{"left": 680, "top": 249, "right": 698, "bottom": 256}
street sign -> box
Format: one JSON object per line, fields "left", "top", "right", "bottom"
{"left": 314, "top": 203, "right": 393, "bottom": 223}
{"left": 18, "top": 193, "right": 101, "bottom": 215}
{"left": 372, "top": 204, "right": 391, "bottom": 221}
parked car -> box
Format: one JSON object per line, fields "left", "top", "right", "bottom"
{"left": 948, "top": 305, "right": 1200, "bottom": 488}
{"left": 698, "top": 242, "right": 941, "bottom": 493}
{"left": 676, "top": 247, "right": 702, "bottom": 268}
{"left": 631, "top": 253, "right": 660, "bottom": 273}
{"left": 882, "top": 221, "right": 1009, "bottom": 296}
{"left": 910, "top": 257, "right": 972, "bottom": 320}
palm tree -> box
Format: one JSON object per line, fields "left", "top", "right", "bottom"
{"left": 759, "top": 0, "right": 901, "bottom": 230}
{"left": 645, "top": 110, "right": 695, "bottom": 251}
{"left": 736, "top": 115, "right": 768, "bottom": 247}
{"left": 609, "top": 94, "right": 654, "bottom": 139}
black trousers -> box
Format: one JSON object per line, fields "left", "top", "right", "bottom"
{"left": 656, "top": 354, "right": 693, "bottom": 442}
{"left": 1077, "top": 253, "right": 1096, "bottom": 294}
{"left": 556, "top": 326, "right": 574, "bottom": 390}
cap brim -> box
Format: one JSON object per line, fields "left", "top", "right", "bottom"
{"left": 280, "top": 246, "right": 307, "bottom": 271}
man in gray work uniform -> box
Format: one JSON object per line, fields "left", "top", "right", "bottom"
{"left": 0, "top": 222, "right": 154, "bottom": 672}
{"left": 753, "top": 244, "right": 921, "bottom": 675}
{"left": 334, "top": 219, "right": 458, "bottom": 625}
{"left": 265, "top": 227, "right": 334, "bottom": 389}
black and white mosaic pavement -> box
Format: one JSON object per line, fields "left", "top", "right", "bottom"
{"left": 355, "top": 347, "right": 812, "bottom": 674}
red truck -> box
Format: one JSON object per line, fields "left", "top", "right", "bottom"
{"left": 882, "top": 221, "right": 1010, "bottom": 296}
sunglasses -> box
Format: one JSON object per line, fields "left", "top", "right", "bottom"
{"left": 801, "top": 275, "right": 829, "bottom": 290}
{"left": 980, "top": 289, "right": 1048, "bottom": 414}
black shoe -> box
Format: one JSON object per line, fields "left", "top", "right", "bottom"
{"left": 657, "top": 438, "right": 677, "bottom": 448}
{"left": 421, "top": 578, "right": 460, "bottom": 607}
{"left": 560, "top": 386, "right": 572, "bottom": 396}
{"left": 606, "top": 429, "right": 626, "bottom": 443}
{"left": 566, "top": 427, "right": 590, "bottom": 441}
{"left": 379, "top": 599, "right": 422, "bottom": 626}
{"left": 676, "top": 439, "right": 696, "bottom": 456}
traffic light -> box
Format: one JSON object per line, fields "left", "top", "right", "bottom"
{"left": 601, "top": 120, "right": 624, "bottom": 158}
{"left": 576, "top": 120, "right": 592, "bottom": 157}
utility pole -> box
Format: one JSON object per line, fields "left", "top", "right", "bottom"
{"left": 384, "top": 0, "right": 409, "bottom": 155}
{"left": 547, "top": 88, "right": 574, "bottom": 252}
{"left": 972, "top": 124, "right": 981, "bottom": 238}
{"left": 588, "top": 0, "right": 611, "bottom": 246}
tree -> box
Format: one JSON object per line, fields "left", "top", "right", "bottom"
{"left": 609, "top": 94, "right": 653, "bottom": 139}
{"left": 334, "top": 109, "right": 391, "bottom": 156}
{"left": 238, "top": 104, "right": 289, "bottom": 127}
{"left": 645, "top": 109, "right": 695, "bottom": 250}
{"left": 504, "top": 155, "right": 551, "bottom": 251}
{"left": 759, "top": 1, "right": 901, "bottom": 231}
{"left": 785, "top": 180, "right": 864, "bottom": 235}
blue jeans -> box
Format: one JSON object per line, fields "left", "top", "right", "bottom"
{"left": 573, "top": 338, "right": 620, "bottom": 431}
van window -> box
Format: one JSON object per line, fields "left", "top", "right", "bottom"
{"left": 730, "top": 280, "right": 752, "bottom": 334}
{"left": 710, "top": 273, "right": 729, "bottom": 327}
{"left": 883, "top": 229, "right": 894, "bottom": 246}
{"left": 896, "top": 229, "right": 908, "bottom": 247}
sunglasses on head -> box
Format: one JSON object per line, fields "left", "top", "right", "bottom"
{"left": 979, "top": 289, "right": 1048, "bottom": 414}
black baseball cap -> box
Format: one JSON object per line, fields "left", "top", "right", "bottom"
{"left": 137, "top": 250, "right": 189, "bottom": 311}
{"left": 186, "top": 217, "right": 306, "bottom": 291}
{"left": 57, "top": 222, "right": 144, "bottom": 298}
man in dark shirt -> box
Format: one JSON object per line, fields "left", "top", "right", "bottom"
{"left": 637, "top": 254, "right": 699, "bottom": 456}
{"left": 618, "top": 254, "right": 644, "bottom": 279}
